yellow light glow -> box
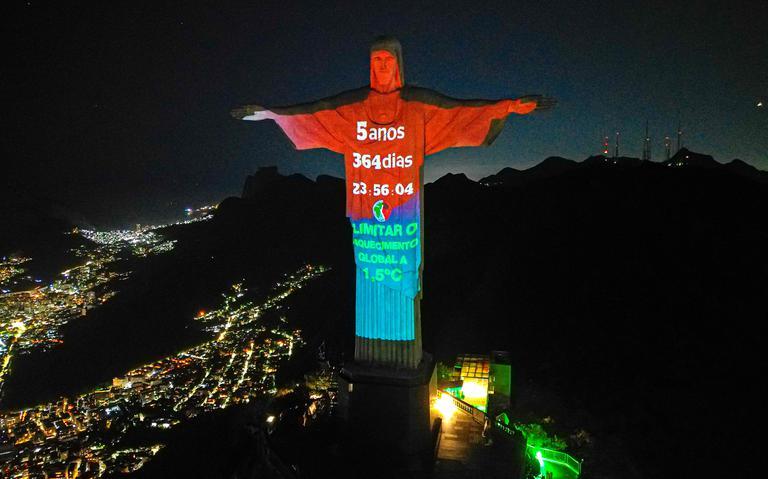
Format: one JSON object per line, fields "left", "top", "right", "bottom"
{"left": 461, "top": 379, "right": 487, "bottom": 399}
{"left": 434, "top": 395, "right": 456, "bottom": 420}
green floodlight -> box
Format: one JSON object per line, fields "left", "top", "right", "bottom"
{"left": 496, "top": 411, "right": 510, "bottom": 426}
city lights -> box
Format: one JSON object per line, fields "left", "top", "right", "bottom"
{"left": 0, "top": 222, "right": 183, "bottom": 397}
{"left": 0, "top": 264, "right": 326, "bottom": 478}
{"left": 0, "top": 208, "right": 332, "bottom": 478}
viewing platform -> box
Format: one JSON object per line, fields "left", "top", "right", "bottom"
{"left": 433, "top": 395, "right": 520, "bottom": 478}
{"left": 432, "top": 390, "right": 582, "bottom": 479}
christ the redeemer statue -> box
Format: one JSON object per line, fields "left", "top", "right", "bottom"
{"left": 232, "top": 36, "right": 553, "bottom": 369}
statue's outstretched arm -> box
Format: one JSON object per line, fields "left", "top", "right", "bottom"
{"left": 416, "top": 88, "right": 556, "bottom": 154}
{"left": 230, "top": 104, "right": 269, "bottom": 121}
{"left": 230, "top": 103, "right": 350, "bottom": 152}
{"left": 230, "top": 89, "right": 367, "bottom": 153}
{"left": 510, "top": 95, "right": 557, "bottom": 114}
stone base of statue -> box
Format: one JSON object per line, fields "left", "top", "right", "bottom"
{"left": 336, "top": 352, "right": 438, "bottom": 474}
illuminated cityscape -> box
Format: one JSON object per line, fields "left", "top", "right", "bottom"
{"left": 0, "top": 228, "right": 175, "bottom": 397}
{"left": 0, "top": 262, "right": 325, "bottom": 477}
{"left": 0, "top": 204, "right": 335, "bottom": 477}
{"left": 0, "top": 205, "right": 216, "bottom": 395}
{"left": 3, "top": 1, "right": 764, "bottom": 475}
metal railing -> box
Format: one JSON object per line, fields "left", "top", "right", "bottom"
{"left": 437, "top": 389, "right": 582, "bottom": 477}
{"left": 436, "top": 389, "right": 488, "bottom": 426}
{"left": 526, "top": 444, "right": 582, "bottom": 476}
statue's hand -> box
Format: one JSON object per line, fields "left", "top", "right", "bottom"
{"left": 230, "top": 105, "right": 268, "bottom": 121}
{"left": 510, "top": 95, "right": 557, "bottom": 114}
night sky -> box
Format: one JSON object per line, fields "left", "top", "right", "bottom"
{"left": 5, "top": 0, "right": 767, "bottom": 227}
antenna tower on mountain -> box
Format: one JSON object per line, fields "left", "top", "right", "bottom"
{"left": 642, "top": 121, "right": 651, "bottom": 161}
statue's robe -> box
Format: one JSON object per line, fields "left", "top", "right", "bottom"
{"left": 253, "top": 86, "right": 515, "bottom": 368}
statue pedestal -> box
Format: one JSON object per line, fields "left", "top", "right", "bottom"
{"left": 337, "top": 353, "right": 437, "bottom": 473}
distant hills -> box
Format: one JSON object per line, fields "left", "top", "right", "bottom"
{"left": 5, "top": 149, "right": 767, "bottom": 478}
{"left": 2, "top": 148, "right": 764, "bottom": 256}
{"left": 479, "top": 148, "right": 768, "bottom": 186}
{"left": 226, "top": 154, "right": 767, "bottom": 478}
{"left": 0, "top": 186, "right": 88, "bottom": 277}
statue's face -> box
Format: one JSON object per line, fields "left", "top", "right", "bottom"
{"left": 370, "top": 50, "right": 397, "bottom": 90}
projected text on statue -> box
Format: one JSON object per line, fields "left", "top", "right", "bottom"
{"left": 232, "top": 36, "right": 551, "bottom": 367}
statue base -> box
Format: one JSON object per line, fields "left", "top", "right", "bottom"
{"left": 337, "top": 352, "right": 438, "bottom": 474}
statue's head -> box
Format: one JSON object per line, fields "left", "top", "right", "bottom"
{"left": 370, "top": 36, "right": 403, "bottom": 93}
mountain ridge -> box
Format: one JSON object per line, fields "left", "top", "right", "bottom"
{"left": 6, "top": 154, "right": 766, "bottom": 479}
{"left": 479, "top": 147, "right": 768, "bottom": 186}
{"left": 237, "top": 148, "right": 768, "bottom": 200}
